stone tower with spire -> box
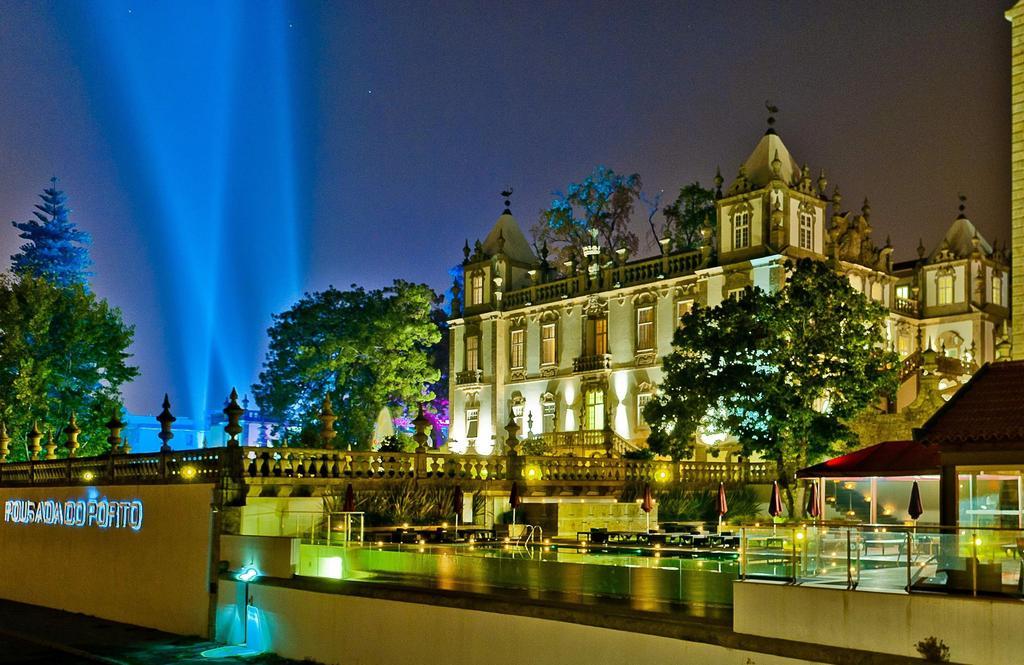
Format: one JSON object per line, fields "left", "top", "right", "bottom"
{"left": 1008, "top": 3, "right": 1024, "bottom": 359}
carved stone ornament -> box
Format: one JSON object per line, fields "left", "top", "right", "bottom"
{"left": 540, "top": 366, "right": 558, "bottom": 378}
{"left": 635, "top": 352, "right": 657, "bottom": 367}
{"left": 510, "top": 369, "right": 527, "bottom": 382}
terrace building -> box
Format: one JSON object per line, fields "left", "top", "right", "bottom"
{"left": 447, "top": 125, "right": 1010, "bottom": 458}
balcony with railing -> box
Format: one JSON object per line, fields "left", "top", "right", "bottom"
{"left": 893, "top": 296, "right": 919, "bottom": 316}
{"left": 455, "top": 368, "right": 483, "bottom": 385}
{"left": 572, "top": 354, "right": 611, "bottom": 373}
{"left": 503, "top": 248, "right": 703, "bottom": 310}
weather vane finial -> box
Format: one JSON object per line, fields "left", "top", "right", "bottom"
{"left": 500, "top": 187, "right": 514, "bottom": 214}
{"left": 957, "top": 193, "right": 967, "bottom": 219}
{"left": 765, "top": 100, "right": 779, "bottom": 135}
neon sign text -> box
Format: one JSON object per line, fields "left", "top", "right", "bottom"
{"left": 4, "top": 498, "right": 143, "bottom": 531}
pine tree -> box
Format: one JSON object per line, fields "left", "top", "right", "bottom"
{"left": 11, "top": 178, "right": 92, "bottom": 288}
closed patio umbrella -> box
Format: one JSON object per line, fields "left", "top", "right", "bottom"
{"left": 641, "top": 483, "right": 654, "bottom": 533}
{"left": 805, "top": 482, "right": 821, "bottom": 519}
{"left": 908, "top": 481, "right": 924, "bottom": 521}
{"left": 509, "top": 481, "right": 521, "bottom": 530}
{"left": 768, "top": 481, "right": 784, "bottom": 518}
{"left": 453, "top": 485, "right": 464, "bottom": 536}
{"left": 717, "top": 482, "right": 729, "bottom": 531}
{"left": 342, "top": 483, "right": 356, "bottom": 512}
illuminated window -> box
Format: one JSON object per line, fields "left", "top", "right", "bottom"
{"left": 993, "top": 273, "right": 1003, "bottom": 306}
{"left": 637, "top": 393, "right": 652, "bottom": 428}
{"left": 798, "top": 212, "right": 813, "bottom": 250}
{"left": 470, "top": 273, "right": 484, "bottom": 306}
{"left": 465, "top": 335, "right": 479, "bottom": 372}
{"left": 636, "top": 306, "right": 654, "bottom": 351}
{"left": 541, "top": 323, "right": 556, "bottom": 365}
{"left": 895, "top": 285, "right": 909, "bottom": 300}
{"left": 509, "top": 329, "right": 524, "bottom": 369}
{"left": 728, "top": 288, "right": 745, "bottom": 301}
{"left": 936, "top": 274, "right": 954, "bottom": 306}
{"left": 676, "top": 300, "right": 693, "bottom": 328}
{"left": 897, "top": 333, "right": 912, "bottom": 357}
{"left": 541, "top": 396, "right": 556, "bottom": 433}
{"left": 594, "top": 318, "right": 607, "bottom": 355}
{"left": 585, "top": 390, "right": 604, "bottom": 430}
{"left": 466, "top": 408, "right": 479, "bottom": 439}
{"left": 733, "top": 211, "right": 750, "bottom": 249}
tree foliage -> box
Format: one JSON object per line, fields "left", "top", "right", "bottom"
{"left": 533, "top": 166, "right": 642, "bottom": 266}
{"left": 11, "top": 179, "right": 92, "bottom": 288}
{"left": 661, "top": 182, "right": 716, "bottom": 251}
{"left": 645, "top": 258, "right": 898, "bottom": 514}
{"left": 253, "top": 280, "right": 441, "bottom": 449}
{"left": 0, "top": 275, "right": 138, "bottom": 459}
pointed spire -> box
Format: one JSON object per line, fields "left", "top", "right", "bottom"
{"left": 64, "top": 412, "right": 81, "bottom": 458}
{"left": 817, "top": 169, "right": 828, "bottom": 195}
{"left": 500, "top": 187, "right": 513, "bottom": 215}
{"left": 223, "top": 388, "right": 244, "bottom": 447}
{"left": 462, "top": 239, "right": 470, "bottom": 263}
{"left": 764, "top": 99, "right": 779, "bottom": 135}
{"left": 917, "top": 238, "right": 926, "bottom": 259}
{"left": 157, "top": 394, "right": 176, "bottom": 452}
{"left": 713, "top": 166, "right": 723, "bottom": 198}
{"left": 861, "top": 197, "right": 871, "bottom": 219}
{"left": 318, "top": 394, "right": 338, "bottom": 449}
{"left": 27, "top": 421, "right": 41, "bottom": 460}
{"left": 771, "top": 150, "right": 782, "bottom": 178}
{"left": 831, "top": 184, "right": 842, "bottom": 211}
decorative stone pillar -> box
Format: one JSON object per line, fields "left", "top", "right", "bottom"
{"left": 412, "top": 403, "right": 430, "bottom": 453}
{"left": 27, "top": 421, "right": 41, "bottom": 461}
{"left": 0, "top": 422, "right": 9, "bottom": 463}
{"left": 64, "top": 413, "right": 81, "bottom": 458}
{"left": 106, "top": 410, "right": 125, "bottom": 454}
{"left": 157, "top": 394, "right": 176, "bottom": 452}
{"left": 44, "top": 431, "right": 57, "bottom": 460}
{"left": 504, "top": 409, "right": 520, "bottom": 456}
{"left": 223, "top": 388, "right": 244, "bottom": 447}
{"left": 317, "top": 395, "right": 338, "bottom": 449}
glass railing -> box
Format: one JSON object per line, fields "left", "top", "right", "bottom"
{"left": 738, "top": 524, "right": 1024, "bottom": 597}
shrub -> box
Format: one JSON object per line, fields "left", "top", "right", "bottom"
{"left": 915, "top": 637, "right": 950, "bottom": 663}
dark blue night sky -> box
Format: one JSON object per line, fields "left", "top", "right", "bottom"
{"left": 0, "top": 1, "right": 1010, "bottom": 421}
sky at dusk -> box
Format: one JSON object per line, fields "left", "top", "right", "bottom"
{"left": 0, "top": 0, "right": 1012, "bottom": 420}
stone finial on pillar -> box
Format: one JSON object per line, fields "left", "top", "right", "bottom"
{"left": 106, "top": 409, "right": 125, "bottom": 454}
{"left": 317, "top": 395, "right": 338, "bottom": 449}
{"left": 412, "top": 403, "right": 430, "bottom": 453}
{"left": 64, "top": 413, "right": 81, "bottom": 458}
{"left": 0, "top": 422, "right": 9, "bottom": 463}
{"left": 603, "top": 411, "right": 615, "bottom": 458}
{"left": 44, "top": 431, "right": 57, "bottom": 460}
{"left": 157, "top": 394, "right": 176, "bottom": 452}
{"left": 223, "top": 388, "right": 244, "bottom": 447}
{"left": 27, "top": 421, "right": 41, "bottom": 460}
{"left": 504, "top": 409, "right": 520, "bottom": 456}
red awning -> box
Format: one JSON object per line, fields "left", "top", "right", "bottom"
{"left": 796, "top": 440, "right": 940, "bottom": 479}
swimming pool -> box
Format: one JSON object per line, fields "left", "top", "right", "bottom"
{"left": 297, "top": 542, "right": 787, "bottom": 609}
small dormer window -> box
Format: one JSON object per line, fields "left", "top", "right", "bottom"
{"left": 798, "top": 212, "right": 813, "bottom": 250}
{"left": 470, "top": 273, "right": 484, "bottom": 306}
{"left": 992, "top": 273, "right": 1003, "bottom": 306}
{"left": 733, "top": 211, "right": 751, "bottom": 250}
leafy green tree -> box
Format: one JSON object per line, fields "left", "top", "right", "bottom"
{"left": 0, "top": 275, "right": 138, "bottom": 458}
{"left": 533, "top": 166, "right": 643, "bottom": 266}
{"left": 253, "top": 280, "right": 441, "bottom": 449}
{"left": 645, "top": 258, "right": 898, "bottom": 515}
{"left": 661, "top": 182, "right": 716, "bottom": 251}
{"left": 11, "top": 178, "right": 92, "bottom": 288}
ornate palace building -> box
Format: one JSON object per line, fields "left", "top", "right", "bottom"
{"left": 446, "top": 122, "right": 1011, "bottom": 458}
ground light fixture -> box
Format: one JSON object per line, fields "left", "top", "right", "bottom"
{"left": 236, "top": 566, "right": 260, "bottom": 583}
{"left": 181, "top": 465, "right": 198, "bottom": 480}
{"left": 82, "top": 471, "right": 95, "bottom": 482}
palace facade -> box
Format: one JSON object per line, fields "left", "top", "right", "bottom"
{"left": 446, "top": 124, "right": 1010, "bottom": 457}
